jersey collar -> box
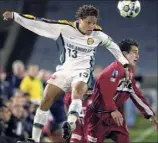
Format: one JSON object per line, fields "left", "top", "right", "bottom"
{"left": 74, "top": 21, "right": 89, "bottom": 35}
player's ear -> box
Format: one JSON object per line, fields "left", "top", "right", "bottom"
{"left": 122, "top": 51, "right": 128, "bottom": 57}
{"left": 78, "top": 18, "right": 81, "bottom": 23}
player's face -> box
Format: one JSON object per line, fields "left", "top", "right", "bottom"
{"left": 126, "top": 45, "right": 139, "bottom": 68}
{"left": 78, "top": 16, "right": 97, "bottom": 35}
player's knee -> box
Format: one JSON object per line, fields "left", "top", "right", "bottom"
{"left": 116, "top": 134, "right": 129, "bottom": 143}
{"left": 40, "top": 97, "right": 51, "bottom": 111}
{"left": 40, "top": 84, "right": 64, "bottom": 111}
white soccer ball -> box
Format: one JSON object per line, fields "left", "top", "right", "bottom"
{"left": 117, "top": 0, "right": 141, "bottom": 18}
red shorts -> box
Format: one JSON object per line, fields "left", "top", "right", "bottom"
{"left": 85, "top": 107, "right": 129, "bottom": 143}
{"left": 64, "top": 93, "right": 90, "bottom": 142}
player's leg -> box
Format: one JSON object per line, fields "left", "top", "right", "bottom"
{"left": 32, "top": 83, "right": 65, "bottom": 142}
{"left": 67, "top": 70, "right": 90, "bottom": 129}
{"left": 62, "top": 83, "right": 88, "bottom": 139}
{"left": 109, "top": 131, "right": 130, "bottom": 143}
{"left": 49, "top": 96, "right": 67, "bottom": 142}
{"left": 67, "top": 81, "right": 88, "bottom": 125}
{"left": 70, "top": 118, "right": 85, "bottom": 143}
{"left": 63, "top": 92, "right": 85, "bottom": 142}
{"left": 65, "top": 95, "right": 93, "bottom": 143}
{"left": 85, "top": 108, "right": 106, "bottom": 143}
{"left": 30, "top": 70, "right": 70, "bottom": 142}
{"left": 108, "top": 115, "right": 130, "bottom": 143}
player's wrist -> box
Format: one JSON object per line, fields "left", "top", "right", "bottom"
{"left": 11, "top": 12, "right": 14, "bottom": 19}
{"left": 110, "top": 109, "right": 118, "bottom": 114}
{"left": 149, "top": 116, "right": 155, "bottom": 122}
{"left": 123, "top": 63, "right": 129, "bottom": 69}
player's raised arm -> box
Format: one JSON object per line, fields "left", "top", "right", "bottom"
{"left": 3, "top": 11, "right": 61, "bottom": 40}
{"left": 99, "top": 32, "right": 130, "bottom": 80}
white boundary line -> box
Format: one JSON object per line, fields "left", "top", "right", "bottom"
{"left": 133, "top": 127, "right": 153, "bottom": 142}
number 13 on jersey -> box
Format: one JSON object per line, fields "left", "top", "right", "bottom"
{"left": 68, "top": 48, "right": 78, "bottom": 58}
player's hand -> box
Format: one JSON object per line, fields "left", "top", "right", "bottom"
{"left": 150, "top": 116, "right": 158, "bottom": 131}
{"left": 111, "top": 110, "right": 123, "bottom": 126}
{"left": 3, "top": 11, "right": 13, "bottom": 20}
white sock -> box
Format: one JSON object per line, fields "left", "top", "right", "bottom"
{"left": 32, "top": 108, "right": 49, "bottom": 142}
{"left": 67, "top": 99, "right": 82, "bottom": 123}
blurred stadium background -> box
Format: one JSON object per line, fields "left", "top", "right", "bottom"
{"left": 0, "top": 0, "right": 157, "bottom": 142}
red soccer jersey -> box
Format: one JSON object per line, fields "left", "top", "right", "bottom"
{"left": 91, "top": 61, "right": 154, "bottom": 119}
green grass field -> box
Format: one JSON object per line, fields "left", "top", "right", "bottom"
{"left": 129, "top": 114, "right": 158, "bottom": 142}
{"left": 104, "top": 114, "right": 158, "bottom": 142}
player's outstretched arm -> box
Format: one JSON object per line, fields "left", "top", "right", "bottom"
{"left": 99, "top": 32, "right": 130, "bottom": 80}
{"left": 105, "top": 40, "right": 130, "bottom": 80}
{"left": 3, "top": 11, "right": 61, "bottom": 39}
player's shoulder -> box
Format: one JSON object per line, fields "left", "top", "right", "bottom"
{"left": 40, "top": 18, "right": 75, "bottom": 28}
{"left": 57, "top": 20, "right": 75, "bottom": 28}
{"left": 111, "top": 61, "right": 125, "bottom": 73}
{"left": 93, "top": 24, "right": 102, "bottom": 31}
{"left": 21, "top": 14, "right": 75, "bottom": 28}
{"left": 22, "top": 14, "right": 36, "bottom": 19}
{"left": 102, "top": 61, "right": 123, "bottom": 75}
{"left": 107, "top": 61, "right": 120, "bottom": 69}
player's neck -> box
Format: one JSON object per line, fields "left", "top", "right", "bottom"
{"left": 76, "top": 22, "right": 87, "bottom": 35}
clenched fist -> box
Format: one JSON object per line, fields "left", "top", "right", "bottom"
{"left": 3, "top": 11, "right": 13, "bottom": 20}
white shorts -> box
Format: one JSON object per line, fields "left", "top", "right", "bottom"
{"left": 47, "top": 69, "right": 91, "bottom": 92}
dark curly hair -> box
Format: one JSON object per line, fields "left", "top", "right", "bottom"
{"left": 118, "top": 39, "right": 139, "bottom": 53}
{"left": 75, "top": 5, "right": 100, "bottom": 19}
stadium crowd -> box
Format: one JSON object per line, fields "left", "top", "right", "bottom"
{"left": 0, "top": 60, "right": 64, "bottom": 142}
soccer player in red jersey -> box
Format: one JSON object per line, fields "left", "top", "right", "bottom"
{"left": 85, "top": 39, "right": 158, "bottom": 143}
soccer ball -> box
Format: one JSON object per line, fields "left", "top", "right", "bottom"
{"left": 117, "top": 0, "right": 141, "bottom": 18}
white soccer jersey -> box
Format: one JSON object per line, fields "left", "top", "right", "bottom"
{"left": 13, "top": 12, "right": 128, "bottom": 71}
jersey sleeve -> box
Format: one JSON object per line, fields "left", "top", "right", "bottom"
{"left": 13, "top": 12, "right": 62, "bottom": 40}
{"left": 130, "top": 79, "right": 155, "bottom": 119}
{"left": 97, "top": 63, "right": 123, "bottom": 112}
{"left": 99, "top": 32, "right": 129, "bottom": 66}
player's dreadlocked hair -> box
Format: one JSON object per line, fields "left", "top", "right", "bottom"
{"left": 118, "top": 39, "right": 139, "bottom": 53}
{"left": 76, "top": 5, "right": 100, "bottom": 19}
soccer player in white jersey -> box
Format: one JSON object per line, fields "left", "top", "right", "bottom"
{"left": 3, "top": 5, "right": 130, "bottom": 142}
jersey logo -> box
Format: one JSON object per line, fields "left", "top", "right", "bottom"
{"left": 117, "top": 79, "right": 133, "bottom": 93}
{"left": 87, "top": 38, "right": 94, "bottom": 45}
{"left": 110, "top": 69, "right": 118, "bottom": 82}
